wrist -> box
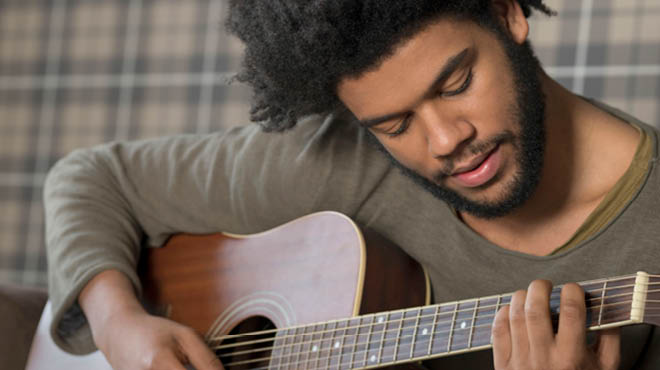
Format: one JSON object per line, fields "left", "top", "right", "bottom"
{"left": 79, "top": 269, "right": 145, "bottom": 346}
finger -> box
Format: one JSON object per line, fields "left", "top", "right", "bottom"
{"left": 492, "top": 304, "right": 512, "bottom": 368}
{"left": 508, "top": 289, "right": 530, "bottom": 361}
{"left": 147, "top": 350, "right": 188, "bottom": 370}
{"left": 178, "top": 328, "right": 224, "bottom": 370}
{"left": 524, "top": 280, "right": 555, "bottom": 364}
{"left": 594, "top": 328, "right": 621, "bottom": 370}
{"left": 556, "top": 283, "right": 587, "bottom": 355}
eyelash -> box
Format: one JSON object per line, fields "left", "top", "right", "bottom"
{"left": 441, "top": 68, "right": 473, "bottom": 97}
{"left": 385, "top": 69, "right": 474, "bottom": 138}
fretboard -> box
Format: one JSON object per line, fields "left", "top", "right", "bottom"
{"left": 220, "top": 272, "right": 653, "bottom": 369}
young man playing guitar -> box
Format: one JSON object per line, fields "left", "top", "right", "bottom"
{"left": 44, "top": 0, "right": 660, "bottom": 369}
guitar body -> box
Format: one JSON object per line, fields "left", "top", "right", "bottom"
{"left": 141, "top": 212, "right": 429, "bottom": 369}
{"left": 27, "top": 212, "right": 429, "bottom": 369}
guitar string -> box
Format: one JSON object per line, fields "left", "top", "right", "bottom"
{"left": 209, "top": 282, "right": 652, "bottom": 351}
{"left": 213, "top": 294, "right": 638, "bottom": 359}
{"left": 206, "top": 275, "right": 659, "bottom": 368}
{"left": 221, "top": 292, "right": 660, "bottom": 368}
{"left": 221, "top": 312, "right": 628, "bottom": 370}
{"left": 219, "top": 302, "right": 640, "bottom": 367}
{"left": 212, "top": 286, "right": 658, "bottom": 356}
{"left": 206, "top": 276, "right": 650, "bottom": 346}
{"left": 216, "top": 298, "right": 647, "bottom": 367}
{"left": 222, "top": 308, "right": 635, "bottom": 370}
{"left": 224, "top": 300, "right": 660, "bottom": 370}
{"left": 226, "top": 299, "right": 650, "bottom": 370}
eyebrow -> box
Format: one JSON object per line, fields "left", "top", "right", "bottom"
{"left": 358, "top": 47, "right": 471, "bottom": 128}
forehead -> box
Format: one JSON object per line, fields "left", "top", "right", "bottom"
{"left": 337, "top": 19, "right": 479, "bottom": 117}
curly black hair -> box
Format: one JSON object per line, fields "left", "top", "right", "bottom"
{"left": 226, "top": 0, "right": 554, "bottom": 131}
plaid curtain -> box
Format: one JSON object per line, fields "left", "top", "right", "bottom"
{"left": 1, "top": 0, "right": 659, "bottom": 287}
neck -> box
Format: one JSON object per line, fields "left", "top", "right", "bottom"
{"left": 460, "top": 73, "right": 640, "bottom": 255}
{"left": 214, "top": 272, "right": 651, "bottom": 369}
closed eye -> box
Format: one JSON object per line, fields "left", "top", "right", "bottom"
{"left": 441, "top": 69, "right": 473, "bottom": 97}
{"left": 384, "top": 115, "right": 412, "bottom": 138}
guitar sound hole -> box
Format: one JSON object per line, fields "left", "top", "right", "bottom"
{"left": 217, "top": 316, "right": 276, "bottom": 369}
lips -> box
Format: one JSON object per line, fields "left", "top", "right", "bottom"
{"left": 450, "top": 145, "right": 502, "bottom": 188}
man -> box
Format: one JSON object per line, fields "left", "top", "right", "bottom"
{"left": 44, "top": 0, "right": 660, "bottom": 369}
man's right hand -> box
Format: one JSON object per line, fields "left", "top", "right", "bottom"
{"left": 79, "top": 269, "right": 223, "bottom": 370}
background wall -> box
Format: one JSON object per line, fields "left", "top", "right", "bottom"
{"left": 1, "top": 0, "right": 659, "bottom": 287}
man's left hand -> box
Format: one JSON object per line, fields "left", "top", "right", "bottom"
{"left": 492, "top": 280, "right": 620, "bottom": 370}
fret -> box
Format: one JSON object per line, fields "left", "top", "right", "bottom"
{"left": 395, "top": 309, "right": 419, "bottom": 362}
{"left": 344, "top": 317, "right": 361, "bottom": 369}
{"left": 334, "top": 319, "right": 350, "bottom": 370}
{"left": 376, "top": 312, "right": 390, "bottom": 366}
{"left": 354, "top": 315, "right": 373, "bottom": 367}
{"left": 446, "top": 302, "right": 458, "bottom": 352}
{"left": 598, "top": 279, "right": 608, "bottom": 327}
{"left": 318, "top": 322, "right": 334, "bottom": 368}
{"left": 426, "top": 305, "right": 440, "bottom": 356}
{"left": 409, "top": 308, "right": 422, "bottom": 359}
{"left": 270, "top": 329, "right": 287, "bottom": 369}
{"left": 298, "top": 325, "right": 313, "bottom": 369}
{"left": 467, "top": 298, "right": 479, "bottom": 348}
{"left": 352, "top": 315, "right": 371, "bottom": 368}
{"left": 390, "top": 311, "right": 405, "bottom": 363}
{"left": 308, "top": 323, "right": 325, "bottom": 369}
{"left": 412, "top": 306, "right": 436, "bottom": 359}
{"left": 449, "top": 300, "right": 477, "bottom": 352}
{"left": 381, "top": 311, "right": 402, "bottom": 363}
{"left": 279, "top": 327, "right": 296, "bottom": 369}
{"left": 365, "top": 314, "right": 384, "bottom": 366}
{"left": 325, "top": 321, "right": 339, "bottom": 369}
{"left": 492, "top": 294, "right": 503, "bottom": 345}
{"left": 431, "top": 302, "right": 457, "bottom": 355}
{"left": 473, "top": 297, "right": 499, "bottom": 348}
{"left": 298, "top": 326, "right": 309, "bottom": 369}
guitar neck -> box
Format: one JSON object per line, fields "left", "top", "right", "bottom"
{"left": 259, "top": 272, "right": 652, "bottom": 369}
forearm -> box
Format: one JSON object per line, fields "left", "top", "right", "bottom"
{"left": 79, "top": 270, "right": 145, "bottom": 349}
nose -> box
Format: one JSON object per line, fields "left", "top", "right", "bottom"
{"left": 417, "top": 100, "right": 475, "bottom": 158}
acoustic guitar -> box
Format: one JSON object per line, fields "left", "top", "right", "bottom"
{"left": 26, "top": 211, "right": 660, "bottom": 369}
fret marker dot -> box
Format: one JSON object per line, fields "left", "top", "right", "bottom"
{"left": 460, "top": 321, "right": 467, "bottom": 329}
{"left": 334, "top": 341, "right": 340, "bottom": 349}
{"left": 377, "top": 316, "right": 384, "bottom": 324}
{"left": 312, "top": 345, "right": 318, "bottom": 352}
{"left": 370, "top": 355, "right": 377, "bottom": 363}
{"left": 422, "top": 328, "right": 428, "bottom": 335}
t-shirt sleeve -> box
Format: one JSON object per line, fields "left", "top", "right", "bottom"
{"left": 43, "top": 112, "right": 393, "bottom": 354}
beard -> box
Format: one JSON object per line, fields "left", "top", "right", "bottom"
{"left": 366, "top": 30, "right": 546, "bottom": 219}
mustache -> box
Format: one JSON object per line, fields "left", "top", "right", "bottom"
{"left": 434, "top": 130, "right": 516, "bottom": 180}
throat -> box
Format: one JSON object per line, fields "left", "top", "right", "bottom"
{"left": 459, "top": 194, "right": 606, "bottom": 256}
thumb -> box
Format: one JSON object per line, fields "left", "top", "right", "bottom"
{"left": 178, "top": 329, "right": 224, "bottom": 370}
{"left": 593, "top": 327, "right": 620, "bottom": 370}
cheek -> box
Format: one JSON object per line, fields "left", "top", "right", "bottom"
{"left": 377, "top": 134, "right": 431, "bottom": 174}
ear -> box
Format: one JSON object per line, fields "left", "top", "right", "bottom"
{"left": 491, "top": 0, "right": 529, "bottom": 44}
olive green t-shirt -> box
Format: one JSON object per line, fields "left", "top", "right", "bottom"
{"left": 552, "top": 124, "right": 653, "bottom": 254}
{"left": 44, "top": 102, "right": 660, "bottom": 369}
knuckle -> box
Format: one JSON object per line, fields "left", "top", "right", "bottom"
{"left": 559, "top": 298, "right": 585, "bottom": 321}
{"left": 208, "top": 356, "right": 222, "bottom": 368}
{"left": 492, "top": 318, "right": 508, "bottom": 338}
{"left": 178, "top": 326, "right": 200, "bottom": 342}
{"left": 524, "top": 302, "right": 547, "bottom": 323}
{"left": 509, "top": 290, "right": 527, "bottom": 322}
{"left": 555, "top": 360, "right": 579, "bottom": 370}
{"left": 529, "top": 279, "right": 552, "bottom": 291}
{"left": 138, "top": 353, "right": 158, "bottom": 370}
